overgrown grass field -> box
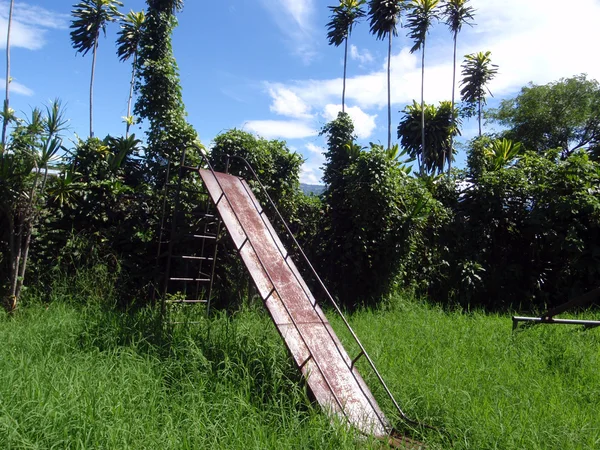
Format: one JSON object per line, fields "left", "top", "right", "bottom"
{"left": 1, "top": 284, "right": 599, "bottom": 449}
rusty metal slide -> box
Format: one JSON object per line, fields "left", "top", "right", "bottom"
{"left": 199, "top": 168, "right": 391, "bottom": 438}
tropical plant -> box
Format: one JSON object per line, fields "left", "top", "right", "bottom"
{"left": 405, "top": 0, "right": 440, "bottom": 174}
{"left": 2, "top": 0, "right": 15, "bottom": 148}
{"left": 70, "top": 0, "right": 123, "bottom": 138}
{"left": 489, "top": 74, "right": 600, "bottom": 159}
{"left": 116, "top": 10, "right": 145, "bottom": 138}
{"left": 326, "top": 0, "right": 366, "bottom": 113}
{"left": 442, "top": 0, "right": 475, "bottom": 173}
{"left": 398, "top": 100, "right": 460, "bottom": 174}
{"left": 483, "top": 138, "right": 523, "bottom": 171}
{"left": 368, "top": 0, "right": 405, "bottom": 149}
{"left": 459, "top": 51, "right": 498, "bottom": 136}
{"left": 0, "top": 100, "right": 68, "bottom": 311}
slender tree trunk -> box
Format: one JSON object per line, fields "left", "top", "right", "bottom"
{"left": 9, "top": 209, "right": 22, "bottom": 307}
{"left": 387, "top": 33, "right": 392, "bottom": 150}
{"left": 478, "top": 97, "right": 482, "bottom": 137}
{"left": 448, "top": 34, "right": 457, "bottom": 175}
{"left": 14, "top": 167, "right": 40, "bottom": 303}
{"left": 90, "top": 36, "right": 99, "bottom": 138}
{"left": 420, "top": 41, "right": 426, "bottom": 175}
{"left": 16, "top": 166, "right": 47, "bottom": 300}
{"left": 6, "top": 208, "right": 16, "bottom": 310}
{"left": 342, "top": 37, "right": 348, "bottom": 113}
{"left": 126, "top": 52, "right": 137, "bottom": 138}
{"left": 2, "top": 0, "right": 14, "bottom": 148}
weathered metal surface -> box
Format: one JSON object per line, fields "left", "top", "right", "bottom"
{"left": 199, "top": 169, "right": 390, "bottom": 438}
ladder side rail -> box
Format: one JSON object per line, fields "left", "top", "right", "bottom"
{"left": 194, "top": 153, "right": 354, "bottom": 425}
{"left": 154, "top": 160, "right": 173, "bottom": 306}
{"left": 224, "top": 153, "right": 426, "bottom": 430}
{"left": 163, "top": 147, "right": 190, "bottom": 299}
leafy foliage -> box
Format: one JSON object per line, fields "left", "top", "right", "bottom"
{"left": 489, "top": 74, "right": 600, "bottom": 159}
{"left": 0, "top": 101, "right": 68, "bottom": 310}
{"left": 427, "top": 146, "right": 600, "bottom": 310}
{"left": 398, "top": 100, "right": 460, "bottom": 174}
{"left": 70, "top": 0, "right": 123, "bottom": 56}
{"left": 367, "top": 0, "right": 404, "bottom": 40}
{"left": 441, "top": 0, "right": 475, "bottom": 38}
{"left": 134, "top": 0, "right": 198, "bottom": 180}
{"left": 405, "top": 0, "right": 440, "bottom": 54}
{"left": 320, "top": 113, "right": 439, "bottom": 306}
{"left": 326, "top": 0, "right": 366, "bottom": 47}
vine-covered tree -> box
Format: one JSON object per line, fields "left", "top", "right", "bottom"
{"left": 368, "top": 0, "right": 405, "bottom": 149}
{"left": 442, "top": 0, "right": 475, "bottom": 173}
{"left": 406, "top": 0, "right": 440, "bottom": 173}
{"left": 70, "top": 0, "right": 123, "bottom": 138}
{"left": 460, "top": 51, "right": 498, "bottom": 136}
{"left": 326, "top": 0, "right": 366, "bottom": 113}
{"left": 134, "top": 0, "right": 198, "bottom": 181}
{"left": 116, "top": 10, "right": 145, "bottom": 138}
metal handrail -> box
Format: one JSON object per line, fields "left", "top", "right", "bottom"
{"left": 222, "top": 152, "right": 437, "bottom": 433}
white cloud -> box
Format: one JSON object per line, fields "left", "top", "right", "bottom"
{"left": 244, "top": 120, "right": 318, "bottom": 140}
{"left": 259, "top": 0, "right": 317, "bottom": 63}
{"left": 0, "top": 78, "right": 33, "bottom": 96}
{"left": 268, "top": 85, "right": 313, "bottom": 119}
{"left": 300, "top": 143, "right": 325, "bottom": 184}
{"left": 305, "top": 142, "right": 324, "bottom": 155}
{"left": 350, "top": 45, "right": 374, "bottom": 65}
{"left": 0, "top": 1, "right": 68, "bottom": 50}
{"left": 260, "top": 0, "right": 600, "bottom": 117}
{"left": 323, "top": 104, "right": 377, "bottom": 139}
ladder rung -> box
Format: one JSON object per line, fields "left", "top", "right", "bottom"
{"left": 177, "top": 256, "right": 214, "bottom": 261}
{"left": 169, "top": 277, "right": 211, "bottom": 282}
{"left": 180, "top": 165, "right": 199, "bottom": 172}
{"left": 166, "top": 299, "right": 208, "bottom": 304}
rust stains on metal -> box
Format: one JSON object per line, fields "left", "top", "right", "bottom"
{"left": 199, "top": 169, "right": 390, "bottom": 438}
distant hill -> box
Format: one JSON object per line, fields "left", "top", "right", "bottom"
{"left": 300, "top": 183, "right": 325, "bottom": 196}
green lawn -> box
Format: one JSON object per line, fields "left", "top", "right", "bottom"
{"left": 1, "top": 292, "right": 598, "bottom": 449}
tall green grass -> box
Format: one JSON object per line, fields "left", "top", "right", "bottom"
{"left": 332, "top": 296, "right": 600, "bottom": 449}
{"left": 1, "top": 279, "right": 599, "bottom": 449}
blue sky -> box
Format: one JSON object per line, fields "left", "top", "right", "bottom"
{"left": 2, "top": 0, "right": 600, "bottom": 184}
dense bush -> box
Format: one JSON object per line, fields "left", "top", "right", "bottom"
{"left": 425, "top": 145, "right": 600, "bottom": 310}
{"left": 319, "top": 112, "right": 446, "bottom": 306}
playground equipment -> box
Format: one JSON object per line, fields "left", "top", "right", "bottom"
{"left": 158, "top": 146, "right": 430, "bottom": 446}
{"left": 512, "top": 287, "right": 600, "bottom": 330}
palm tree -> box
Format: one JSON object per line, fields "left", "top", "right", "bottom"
{"left": 70, "top": 0, "right": 123, "bottom": 138}
{"left": 116, "top": 10, "right": 145, "bottom": 137}
{"left": 368, "top": 0, "right": 405, "bottom": 149}
{"left": 2, "top": 0, "right": 15, "bottom": 149}
{"left": 398, "top": 100, "right": 460, "bottom": 174}
{"left": 405, "top": 0, "right": 440, "bottom": 174}
{"left": 460, "top": 51, "right": 498, "bottom": 137}
{"left": 326, "top": 0, "right": 366, "bottom": 113}
{"left": 442, "top": 0, "right": 474, "bottom": 173}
